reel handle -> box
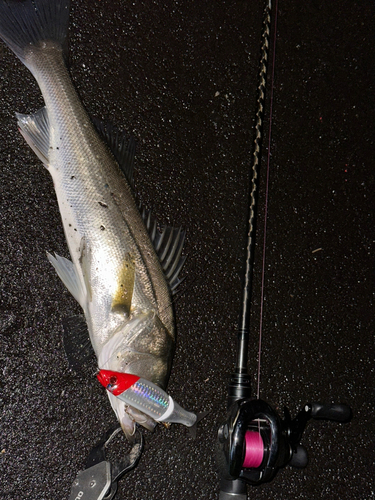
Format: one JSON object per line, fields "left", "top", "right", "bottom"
{"left": 310, "top": 403, "right": 352, "bottom": 422}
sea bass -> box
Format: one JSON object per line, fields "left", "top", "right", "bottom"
{"left": 0, "top": 0, "right": 185, "bottom": 438}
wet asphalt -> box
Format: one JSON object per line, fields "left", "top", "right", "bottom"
{"left": 0, "top": 1, "right": 373, "bottom": 499}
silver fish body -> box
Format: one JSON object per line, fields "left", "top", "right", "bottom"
{"left": 0, "top": 0, "right": 182, "bottom": 437}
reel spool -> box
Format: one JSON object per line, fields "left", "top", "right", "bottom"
{"left": 216, "top": 398, "right": 288, "bottom": 486}
{"left": 243, "top": 430, "right": 265, "bottom": 469}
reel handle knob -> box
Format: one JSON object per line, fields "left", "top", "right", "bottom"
{"left": 310, "top": 403, "right": 352, "bottom": 422}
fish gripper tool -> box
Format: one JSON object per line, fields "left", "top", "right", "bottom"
{"left": 68, "top": 425, "right": 143, "bottom": 500}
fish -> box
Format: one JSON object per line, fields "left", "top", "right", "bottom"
{"left": 0, "top": 0, "right": 185, "bottom": 439}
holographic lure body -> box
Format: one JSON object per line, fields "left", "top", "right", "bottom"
{"left": 98, "top": 370, "right": 197, "bottom": 427}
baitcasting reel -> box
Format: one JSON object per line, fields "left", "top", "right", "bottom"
{"left": 216, "top": 388, "right": 352, "bottom": 499}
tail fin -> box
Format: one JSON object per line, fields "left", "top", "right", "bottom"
{"left": 0, "top": 0, "right": 70, "bottom": 64}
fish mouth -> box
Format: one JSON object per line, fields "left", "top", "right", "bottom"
{"left": 97, "top": 311, "right": 166, "bottom": 439}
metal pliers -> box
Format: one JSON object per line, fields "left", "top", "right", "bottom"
{"left": 68, "top": 426, "right": 143, "bottom": 500}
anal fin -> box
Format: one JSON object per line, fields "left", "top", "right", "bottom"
{"left": 16, "top": 107, "right": 50, "bottom": 166}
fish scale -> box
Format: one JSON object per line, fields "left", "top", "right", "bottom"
{"left": 26, "top": 44, "right": 170, "bottom": 348}
{"left": 0, "top": 0, "right": 182, "bottom": 439}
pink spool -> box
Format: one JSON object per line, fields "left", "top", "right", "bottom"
{"left": 243, "top": 430, "right": 264, "bottom": 468}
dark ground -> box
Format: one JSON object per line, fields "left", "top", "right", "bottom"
{"left": 0, "top": 1, "right": 373, "bottom": 499}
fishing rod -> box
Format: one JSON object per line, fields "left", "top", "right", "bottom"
{"left": 67, "top": 3, "right": 351, "bottom": 499}
{"left": 215, "top": 2, "right": 351, "bottom": 498}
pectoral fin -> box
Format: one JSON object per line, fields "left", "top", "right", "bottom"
{"left": 111, "top": 253, "right": 135, "bottom": 315}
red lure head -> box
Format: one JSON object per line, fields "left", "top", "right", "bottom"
{"left": 97, "top": 369, "right": 140, "bottom": 396}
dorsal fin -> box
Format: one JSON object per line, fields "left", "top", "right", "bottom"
{"left": 93, "top": 119, "right": 136, "bottom": 189}
{"left": 93, "top": 119, "right": 186, "bottom": 292}
{"left": 140, "top": 206, "right": 186, "bottom": 293}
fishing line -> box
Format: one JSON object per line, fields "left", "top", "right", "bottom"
{"left": 256, "top": 0, "right": 278, "bottom": 400}
{"left": 153, "top": 0, "right": 278, "bottom": 390}
{"left": 234, "top": 0, "right": 274, "bottom": 397}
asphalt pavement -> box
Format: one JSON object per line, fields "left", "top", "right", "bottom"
{"left": 0, "top": 1, "right": 373, "bottom": 499}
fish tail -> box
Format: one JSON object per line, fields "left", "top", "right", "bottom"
{"left": 0, "top": 0, "right": 70, "bottom": 66}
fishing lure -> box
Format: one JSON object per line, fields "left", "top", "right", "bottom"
{"left": 98, "top": 369, "right": 197, "bottom": 427}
